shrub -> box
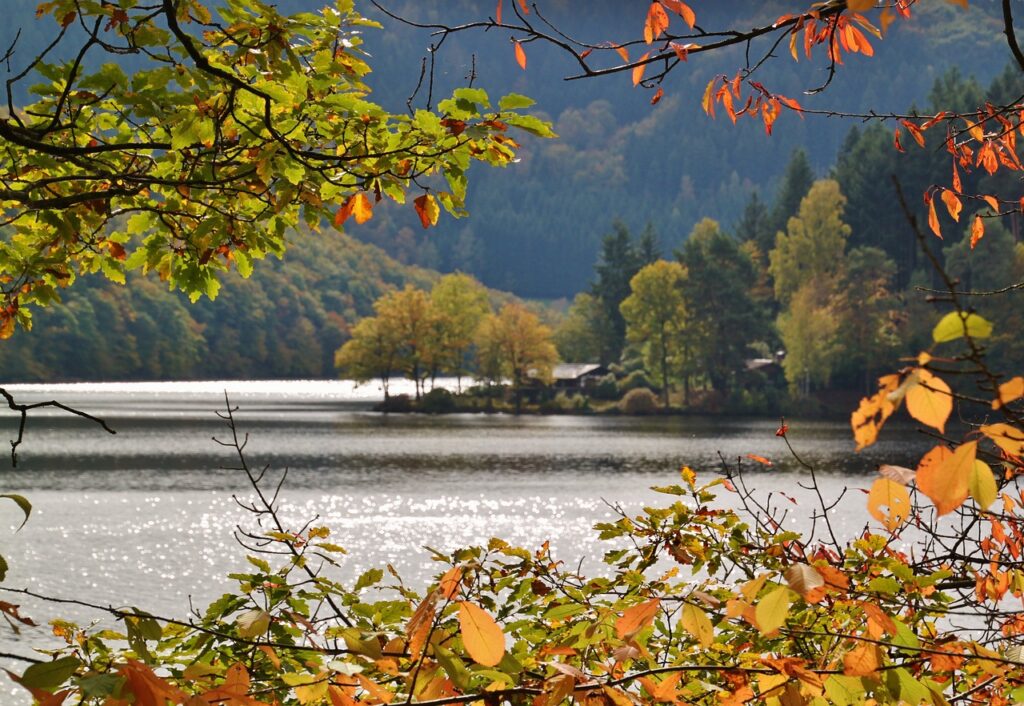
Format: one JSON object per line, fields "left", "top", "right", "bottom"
{"left": 419, "top": 388, "right": 457, "bottom": 414}
{"left": 618, "top": 387, "right": 659, "bottom": 415}
{"left": 617, "top": 369, "right": 653, "bottom": 394}
{"left": 590, "top": 373, "right": 620, "bottom": 400}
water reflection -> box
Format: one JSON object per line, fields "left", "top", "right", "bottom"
{"left": 0, "top": 380, "right": 934, "bottom": 702}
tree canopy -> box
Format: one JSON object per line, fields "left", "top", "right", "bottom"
{"left": 0, "top": 0, "right": 551, "bottom": 335}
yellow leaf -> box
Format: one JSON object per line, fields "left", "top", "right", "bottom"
{"left": 754, "top": 587, "right": 791, "bottom": 635}
{"left": 680, "top": 603, "right": 714, "bottom": 648}
{"left": 917, "top": 441, "right": 976, "bottom": 516}
{"left": 969, "top": 460, "right": 997, "bottom": 510}
{"left": 980, "top": 423, "right": 1024, "bottom": 456}
{"left": 615, "top": 598, "right": 660, "bottom": 639}
{"left": 414, "top": 194, "right": 440, "bottom": 229}
{"left": 458, "top": 601, "right": 504, "bottom": 667}
{"left": 905, "top": 371, "right": 952, "bottom": 434}
{"left": 932, "top": 311, "right": 993, "bottom": 343}
{"left": 867, "top": 478, "right": 910, "bottom": 532}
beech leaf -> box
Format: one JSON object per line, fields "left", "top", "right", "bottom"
{"left": 680, "top": 603, "right": 714, "bottom": 648}
{"left": 905, "top": 373, "right": 952, "bottom": 434}
{"left": 867, "top": 478, "right": 911, "bottom": 531}
{"left": 616, "top": 598, "right": 660, "bottom": 639}
{"left": 754, "top": 587, "right": 791, "bottom": 635}
{"left": 458, "top": 601, "right": 504, "bottom": 667}
{"left": 968, "top": 460, "right": 997, "bottom": 510}
{"left": 916, "top": 441, "right": 976, "bottom": 516}
{"left": 932, "top": 311, "right": 993, "bottom": 343}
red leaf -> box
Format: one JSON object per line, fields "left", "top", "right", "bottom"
{"left": 650, "top": 87, "right": 664, "bottom": 105}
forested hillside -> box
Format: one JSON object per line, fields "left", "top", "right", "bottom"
{"left": 0, "top": 1, "right": 1014, "bottom": 298}
{"left": 0, "top": 230, "right": 437, "bottom": 381}
{"left": 350, "top": 1, "right": 1012, "bottom": 296}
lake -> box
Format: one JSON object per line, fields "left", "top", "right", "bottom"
{"left": 0, "top": 379, "right": 933, "bottom": 698}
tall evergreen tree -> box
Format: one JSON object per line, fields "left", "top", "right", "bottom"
{"left": 590, "top": 221, "right": 643, "bottom": 364}
{"left": 768, "top": 149, "right": 815, "bottom": 238}
{"left": 678, "top": 219, "right": 766, "bottom": 395}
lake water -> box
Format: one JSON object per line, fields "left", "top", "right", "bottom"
{"left": 0, "top": 379, "right": 933, "bottom": 699}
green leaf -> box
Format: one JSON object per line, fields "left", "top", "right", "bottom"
{"left": 932, "top": 311, "right": 993, "bottom": 343}
{"left": 503, "top": 114, "right": 557, "bottom": 138}
{"left": 0, "top": 494, "right": 31, "bottom": 530}
{"left": 452, "top": 87, "right": 490, "bottom": 109}
{"left": 498, "top": 93, "right": 535, "bottom": 110}
{"left": 21, "top": 656, "right": 81, "bottom": 691}
{"left": 354, "top": 568, "right": 383, "bottom": 591}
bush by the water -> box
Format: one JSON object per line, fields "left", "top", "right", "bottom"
{"left": 590, "top": 373, "right": 620, "bottom": 400}
{"left": 618, "top": 387, "right": 659, "bottom": 415}
{"left": 419, "top": 388, "right": 457, "bottom": 413}
{"left": 617, "top": 369, "right": 654, "bottom": 395}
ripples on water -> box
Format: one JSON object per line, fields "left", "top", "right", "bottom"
{"left": 0, "top": 380, "right": 934, "bottom": 701}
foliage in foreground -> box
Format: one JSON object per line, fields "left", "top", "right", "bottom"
{"left": 6, "top": 291, "right": 1024, "bottom": 705}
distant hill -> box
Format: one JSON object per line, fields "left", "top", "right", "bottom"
{"left": 0, "top": 1, "right": 1015, "bottom": 302}
{"left": 0, "top": 230, "right": 440, "bottom": 382}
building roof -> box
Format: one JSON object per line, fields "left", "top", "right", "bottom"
{"left": 552, "top": 363, "right": 605, "bottom": 380}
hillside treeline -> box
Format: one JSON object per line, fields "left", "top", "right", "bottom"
{"left": 0, "top": 232, "right": 435, "bottom": 382}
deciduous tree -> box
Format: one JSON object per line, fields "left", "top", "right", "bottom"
{"left": 620, "top": 260, "right": 687, "bottom": 407}
{"left": 475, "top": 302, "right": 557, "bottom": 413}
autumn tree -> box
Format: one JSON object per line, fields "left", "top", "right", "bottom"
{"left": 769, "top": 179, "right": 851, "bottom": 306}
{"left": 620, "top": 260, "right": 688, "bottom": 408}
{"left": 430, "top": 273, "right": 491, "bottom": 392}
{"left": 373, "top": 285, "right": 441, "bottom": 400}
{"left": 475, "top": 302, "right": 558, "bottom": 413}
{"left": 334, "top": 315, "right": 400, "bottom": 399}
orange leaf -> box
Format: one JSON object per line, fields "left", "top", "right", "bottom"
{"left": 615, "top": 598, "right": 660, "bottom": 639}
{"left": 352, "top": 192, "right": 373, "bottom": 224}
{"left": 516, "top": 0, "right": 529, "bottom": 13}
{"left": 414, "top": 193, "right": 440, "bottom": 229}
{"left": 495, "top": 0, "right": 502, "bottom": 23}
{"left": 893, "top": 128, "right": 904, "bottom": 153}
{"left": 905, "top": 371, "right": 952, "bottom": 433}
{"left": 927, "top": 195, "right": 941, "bottom": 238}
{"left": 982, "top": 194, "right": 1000, "bottom": 212}
{"left": 514, "top": 40, "right": 527, "bottom": 70}
{"left": 614, "top": 44, "right": 629, "bottom": 62}
{"left": 970, "top": 214, "right": 985, "bottom": 249}
{"left": 993, "top": 377, "right": 1024, "bottom": 410}
{"left": 867, "top": 478, "right": 910, "bottom": 532}
{"left": 901, "top": 120, "right": 925, "bottom": 148}
{"left": 439, "top": 566, "right": 463, "bottom": 600}
{"left": 632, "top": 53, "right": 649, "bottom": 86}
{"left": 940, "top": 189, "right": 962, "bottom": 222}
{"left": 746, "top": 453, "right": 773, "bottom": 467}
{"left": 952, "top": 162, "right": 962, "bottom": 192}
{"left": 644, "top": 2, "right": 670, "bottom": 44}
{"left": 406, "top": 592, "right": 437, "bottom": 661}
{"left": 917, "top": 441, "right": 976, "bottom": 516}
{"left": 458, "top": 601, "right": 505, "bottom": 667}
{"left": 650, "top": 87, "right": 664, "bottom": 105}
{"left": 843, "top": 643, "right": 880, "bottom": 677}
{"left": 980, "top": 423, "right": 1024, "bottom": 457}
